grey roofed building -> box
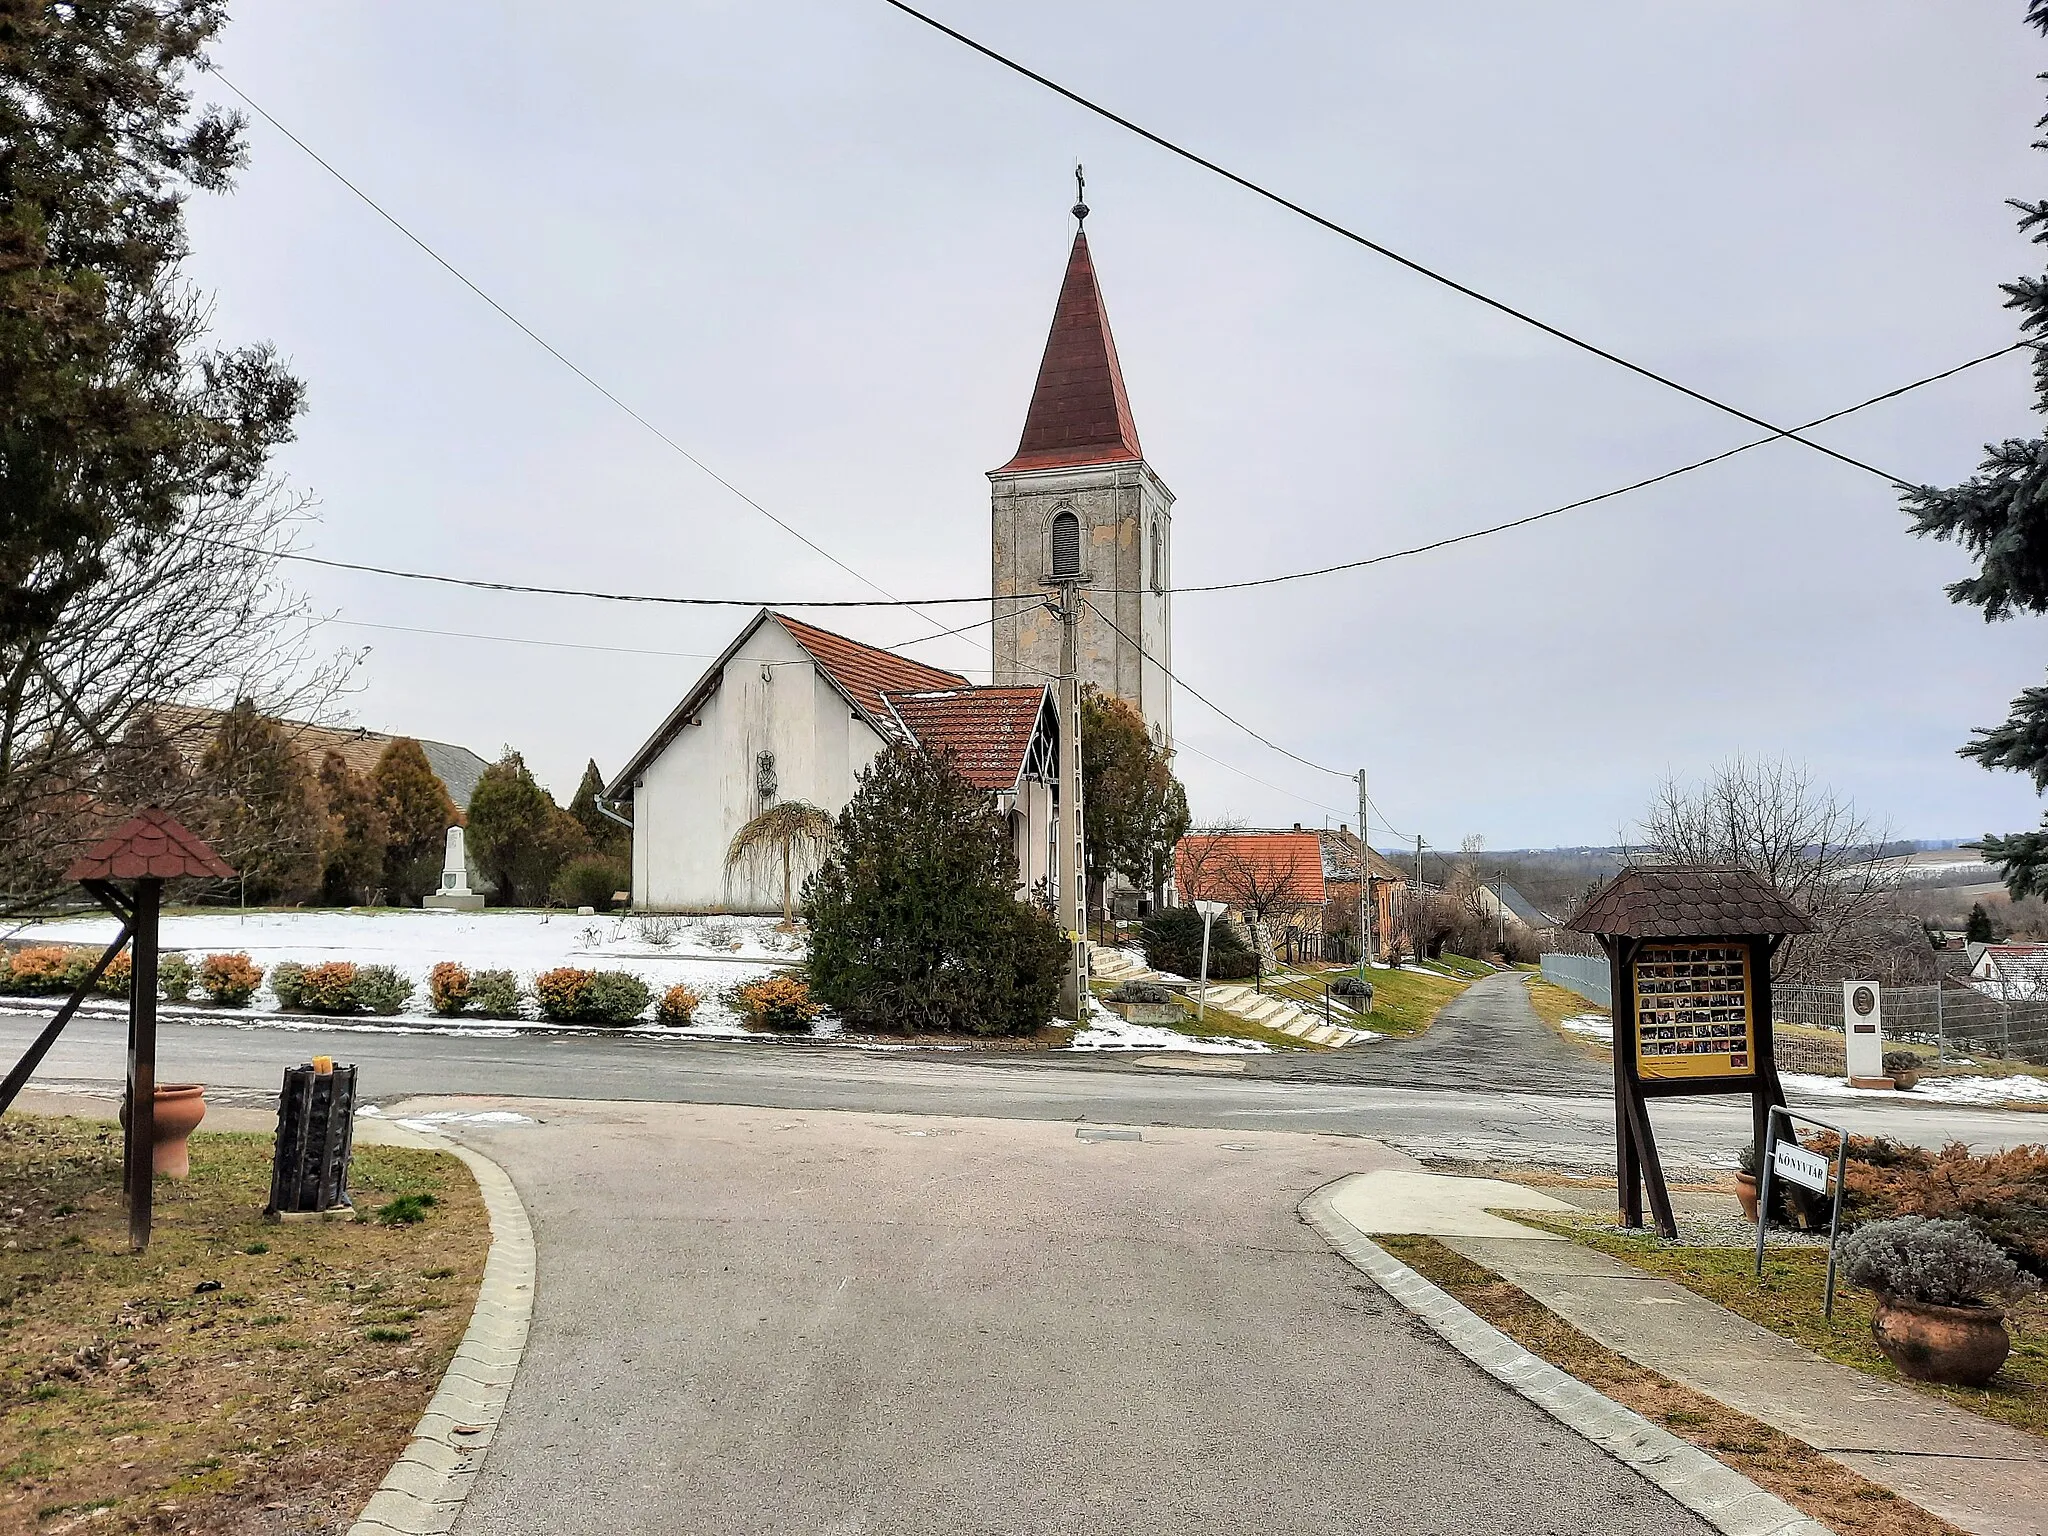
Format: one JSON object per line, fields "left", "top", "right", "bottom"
{"left": 147, "top": 704, "right": 493, "bottom": 809}
{"left": 1494, "top": 883, "right": 1552, "bottom": 928}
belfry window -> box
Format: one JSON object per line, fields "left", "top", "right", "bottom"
{"left": 1150, "top": 521, "right": 1164, "bottom": 593}
{"left": 1050, "top": 511, "right": 1082, "bottom": 579}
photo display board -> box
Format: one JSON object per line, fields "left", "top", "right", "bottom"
{"left": 1631, "top": 942, "right": 1754, "bottom": 1081}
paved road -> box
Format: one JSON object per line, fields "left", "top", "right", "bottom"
{"left": 435, "top": 1098, "right": 1716, "bottom": 1536}
{"left": 1254, "top": 970, "right": 1609, "bottom": 1092}
{"left": 7, "top": 1008, "right": 2037, "bottom": 1172}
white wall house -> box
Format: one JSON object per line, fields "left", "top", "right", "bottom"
{"left": 606, "top": 609, "right": 1060, "bottom": 913}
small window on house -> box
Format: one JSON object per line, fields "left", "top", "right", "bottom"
{"left": 1050, "top": 511, "right": 1081, "bottom": 579}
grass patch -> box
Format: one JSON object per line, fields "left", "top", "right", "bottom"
{"left": 1264, "top": 964, "right": 1470, "bottom": 1038}
{"left": 1524, "top": 975, "right": 1611, "bottom": 1056}
{"left": 1430, "top": 953, "right": 1495, "bottom": 979}
{"left": 1514, "top": 1214, "right": 2048, "bottom": 1441}
{"left": 374, "top": 1193, "right": 438, "bottom": 1226}
{"left": 1378, "top": 1235, "right": 1968, "bottom": 1536}
{"left": 0, "top": 1114, "right": 490, "bottom": 1533}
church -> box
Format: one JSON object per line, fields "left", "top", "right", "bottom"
{"left": 608, "top": 207, "right": 1174, "bottom": 913}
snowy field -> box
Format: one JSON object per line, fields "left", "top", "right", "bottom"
{"left": 4, "top": 909, "right": 794, "bottom": 1036}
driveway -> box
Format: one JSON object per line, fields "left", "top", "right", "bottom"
{"left": 424, "top": 1098, "right": 1715, "bottom": 1535}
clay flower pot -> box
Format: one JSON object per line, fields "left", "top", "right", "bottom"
{"left": 1735, "top": 1172, "right": 1760, "bottom": 1223}
{"left": 1871, "top": 1295, "right": 2010, "bottom": 1388}
{"left": 121, "top": 1083, "right": 207, "bottom": 1180}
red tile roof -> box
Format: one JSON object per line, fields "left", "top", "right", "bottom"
{"left": 997, "top": 233, "right": 1143, "bottom": 474}
{"left": 884, "top": 686, "right": 1052, "bottom": 791}
{"left": 65, "top": 806, "right": 234, "bottom": 882}
{"left": 775, "top": 614, "right": 968, "bottom": 728}
{"left": 1175, "top": 831, "right": 1327, "bottom": 908}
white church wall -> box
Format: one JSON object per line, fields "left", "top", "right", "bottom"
{"left": 632, "top": 620, "right": 884, "bottom": 912}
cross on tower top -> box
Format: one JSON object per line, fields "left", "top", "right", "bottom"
{"left": 1072, "top": 163, "right": 1088, "bottom": 227}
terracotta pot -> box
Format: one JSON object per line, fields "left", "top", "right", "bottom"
{"left": 121, "top": 1083, "right": 207, "bottom": 1180}
{"left": 1735, "top": 1172, "right": 1760, "bottom": 1223}
{"left": 1871, "top": 1296, "right": 2010, "bottom": 1387}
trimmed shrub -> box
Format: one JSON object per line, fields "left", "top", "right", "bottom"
{"left": 270, "top": 961, "right": 308, "bottom": 1011}
{"left": 731, "top": 975, "right": 820, "bottom": 1031}
{"left": 298, "top": 962, "right": 359, "bottom": 1014}
{"left": 469, "top": 969, "right": 523, "bottom": 1019}
{"left": 551, "top": 853, "right": 629, "bottom": 913}
{"left": 4, "top": 946, "right": 77, "bottom": 994}
{"left": 159, "top": 953, "right": 193, "bottom": 1003}
{"left": 1106, "top": 980, "right": 1176, "bottom": 1005}
{"left": 534, "top": 967, "right": 648, "bottom": 1023}
{"left": 1140, "top": 906, "right": 1257, "bottom": 982}
{"left": 582, "top": 971, "right": 650, "bottom": 1024}
{"left": 655, "top": 984, "right": 700, "bottom": 1026}
{"left": 352, "top": 965, "right": 413, "bottom": 1016}
{"left": 93, "top": 950, "right": 133, "bottom": 998}
{"left": 428, "top": 962, "right": 472, "bottom": 1016}
{"left": 198, "top": 953, "right": 263, "bottom": 1007}
{"left": 1839, "top": 1216, "right": 2039, "bottom": 1307}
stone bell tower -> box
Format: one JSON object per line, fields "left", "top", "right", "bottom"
{"left": 990, "top": 199, "right": 1173, "bottom": 746}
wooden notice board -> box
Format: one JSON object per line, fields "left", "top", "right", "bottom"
{"left": 1630, "top": 942, "right": 1755, "bottom": 1082}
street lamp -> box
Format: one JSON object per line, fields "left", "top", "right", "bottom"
{"left": 1194, "top": 899, "right": 1228, "bottom": 1020}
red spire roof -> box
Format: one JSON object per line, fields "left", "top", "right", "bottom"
{"left": 998, "top": 233, "right": 1143, "bottom": 474}
{"left": 65, "top": 806, "right": 234, "bottom": 882}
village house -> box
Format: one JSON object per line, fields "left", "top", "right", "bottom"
{"left": 604, "top": 609, "right": 1058, "bottom": 913}
{"left": 1174, "top": 825, "right": 1408, "bottom": 963}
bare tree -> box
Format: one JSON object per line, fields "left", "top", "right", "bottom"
{"left": 0, "top": 482, "right": 356, "bottom": 908}
{"left": 1637, "top": 755, "right": 1901, "bottom": 981}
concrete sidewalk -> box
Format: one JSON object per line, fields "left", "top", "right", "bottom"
{"left": 1328, "top": 1170, "right": 2048, "bottom": 1536}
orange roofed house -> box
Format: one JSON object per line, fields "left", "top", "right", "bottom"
{"left": 1175, "top": 826, "right": 1407, "bottom": 962}
{"left": 605, "top": 610, "right": 1060, "bottom": 913}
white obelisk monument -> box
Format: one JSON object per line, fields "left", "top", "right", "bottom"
{"left": 423, "top": 825, "right": 484, "bottom": 911}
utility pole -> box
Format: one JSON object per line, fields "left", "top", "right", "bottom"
{"left": 1356, "top": 769, "right": 1371, "bottom": 974}
{"left": 1056, "top": 583, "right": 1087, "bottom": 1023}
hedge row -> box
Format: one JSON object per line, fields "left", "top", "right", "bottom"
{"left": 0, "top": 943, "right": 812, "bottom": 1029}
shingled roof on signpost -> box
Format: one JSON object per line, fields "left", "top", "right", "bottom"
{"left": 64, "top": 806, "right": 234, "bottom": 882}
{"left": 1566, "top": 864, "right": 1811, "bottom": 939}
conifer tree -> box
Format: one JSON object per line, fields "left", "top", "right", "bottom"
{"left": 467, "top": 749, "right": 585, "bottom": 905}
{"left": 372, "top": 738, "right": 457, "bottom": 904}
{"left": 317, "top": 750, "right": 389, "bottom": 906}
{"left": 1907, "top": 2, "right": 2048, "bottom": 893}
{"left": 568, "top": 759, "right": 626, "bottom": 855}
{"left": 1079, "top": 687, "right": 1191, "bottom": 925}
{"left": 197, "top": 701, "right": 323, "bottom": 903}
{"left": 102, "top": 711, "right": 191, "bottom": 813}
{"left": 805, "top": 744, "right": 1065, "bottom": 1036}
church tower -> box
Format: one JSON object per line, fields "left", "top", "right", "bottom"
{"left": 990, "top": 204, "right": 1173, "bottom": 746}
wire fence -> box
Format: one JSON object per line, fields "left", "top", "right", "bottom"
{"left": 1540, "top": 952, "right": 1610, "bottom": 1008}
{"left": 1537, "top": 955, "right": 2048, "bottom": 1066}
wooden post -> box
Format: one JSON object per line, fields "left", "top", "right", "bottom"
{"left": 126, "top": 878, "right": 161, "bottom": 1252}
{"left": 1605, "top": 937, "right": 1642, "bottom": 1227}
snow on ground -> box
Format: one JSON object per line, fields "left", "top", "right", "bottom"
{"left": 1561, "top": 1012, "right": 1613, "bottom": 1042}
{"left": 12, "top": 909, "right": 792, "bottom": 1034}
{"left": 1068, "top": 996, "right": 1269, "bottom": 1055}
{"left": 1782, "top": 1070, "right": 2048, "bottom": 1106}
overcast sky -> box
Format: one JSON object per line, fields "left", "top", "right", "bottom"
{"left": 183, "top": 2, "right": 2047, "bottom": 850}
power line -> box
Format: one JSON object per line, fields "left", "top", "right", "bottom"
{"left": 205, "top": 66, "right": 965, "bottom": 649}
{"left": 213, "top": 336, "right": 2024, "bottom": 614}
{"left": 880, "top": 0, "right": 1919, "bottom": 487}
{"left": 1173, "top": 342, "right": 2030, "bottom": 595}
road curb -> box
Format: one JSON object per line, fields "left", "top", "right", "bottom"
{"left": 348, "top": 1126, "right": 535, "bottom": 1536}
{"left": 1299, "top": 1184, "right": 1833, "bottom": 1536}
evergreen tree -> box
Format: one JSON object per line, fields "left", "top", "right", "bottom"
{"left": 1906, "top": 2, "right": 2048, "bottom": 894}
{"left": 1079, "top": 688, "right": 1191, "bottom": 923}
{"left": 467, "top": 749, "right": 584, "bottom": 905}
{"left": 372, "top": 737, "right": 457, "bottom": 904}
{"left": 1, "top": 2, "right": 303, "bottom": 651}
{"left": 102, "top": 710, "right": 191, "bottom": 812}
{"left": 805, "top": 744, "right": 1065, "bottom": 1036}
{"left": 1966, "top": 902, "right": 1999, "bottom": 944}
{"left": 568, "top": 759, "right": 626, "bottom": 855}
{"left": 196, "top": 701, "right": 323, "bottom": 903}
{"left": 316, "top": 750, "right": 388, "bottom": 906}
